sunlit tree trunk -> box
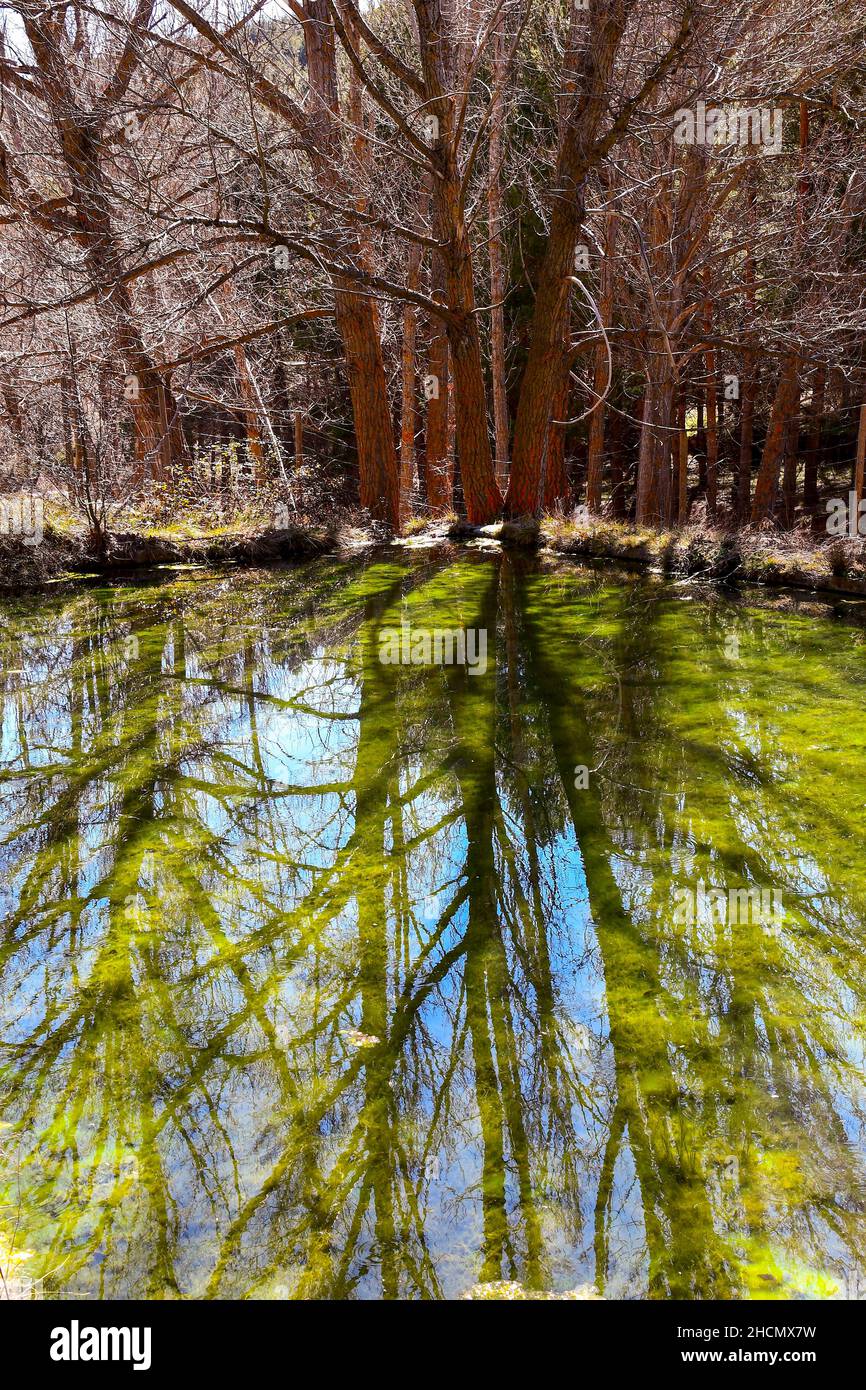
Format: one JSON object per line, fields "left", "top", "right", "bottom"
{"left": 234, "top": 344, "right": 265, "bottom": 482}
{"left": 305, "top": 0, "right": 400, "bottom": 529}
{"left": 399, "top": 248, "right": 423, "bottom": 524}
{"left": 735, "top": 156, "right": 758, "bottom": 520}
{"left": 803, "top": 364, "right": 825, "bottom": 514}
{"left": 677, "top": 392, "right": 688, "bottom": 524}
{"left": 488, "top": 26, "right": 510, "bottom": 493}
{"left": 508, "top": 1, "right": 637, "bottom": 516}
{"left": 609, "top": 404, "right": 627, "bottom": 519}
{"left": 635, "top": 378, "right": 658, "bottom": 525}
{"left": 751, "top": 354, "right": 801, "bottom": 524}
{"left": 543, "top": 314, "right": 571, "bottom": 510}
{"left": 586, "top": 209, "right": 617, "bottom": 512}
{"left": 657, "top": 370, "right": 675, "bottom": 526}
{"left": 855, "top": 399, "right": 866, "bottom": 509}
{"left": 425, "top": 276, "right": 453, "bottom": 515}
{"left": 781, "top": 416, "right": 798, "bottom": 529}
{"left": 737, "top": 357, "right": 756, "bottom": 521}
{"left": 703, "top": 283, "right": 718, "bottom": 518}
{"left": 415, "top": 0, "right": 501, "bottom": 524}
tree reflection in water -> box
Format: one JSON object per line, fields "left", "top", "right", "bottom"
{"left": 1, "top": 552, "right": 865, "bottom": 1299}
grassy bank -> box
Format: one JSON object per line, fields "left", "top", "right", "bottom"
{"left": 4, "top": 506, "right": 866, "bottom": 600}
{"left": 0, "top": 521, "right": 339, "bottom": 590}
{"left": 435, "top": 515, "right": 866, "bottom": 600}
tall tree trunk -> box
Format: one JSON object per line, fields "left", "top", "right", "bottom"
{"left": 543, "top": 374, "right": 571, "bottom": 511}
{"left": 803, "top": 364, "right": 825, "bottom": 513}
{"left": 60, "top": 371, "right": 80, "bottom": 478}
{"left": 334, "top": 286, "right": 400, "bottom": 527}
{"left": 609, "top": 403, "right": 626, "bottom": 519}
{"left": 657, "top": 370, "right": 675, "bottom": 527}
{"left": 751, "top": 354, "right": 801, "bottom": 524}
{"left": 488, "top": 26, "right": 509, "bottom": 492}
{"left": 24, "top": 12, "right": 187, "bottom": 480}
{"left": 415, "top": 0, "right": 501, "bottom": 523}
{"left": 736, "top": 154, "right": 758, "bottom": 520}
{"left": 737, "top": 355, "right": 756, "bottom": 521}
{"left": 506, "top": 202, "right": 577, "bottom": 515}
{"left": 697, "top": 395, "right": 707, "bottom": 492}
{"left": 586, "top": 208, "right": 617, "bottom": 512}
{"left": 234, "top": 344, "right": 265, "bottom": 481}
{"left": 399, "top": 238, "right": 424, "bottom": 525}
{"left": 677, "top": 392, "right": 688, "bottom": 524}
{"left": 293, "top": 411, "right": 305, "bottom": 505}
{"left": 304, "top": 0, "right": 400, "bottom": 529}
{"left": 855, "top": 399, "right": 866, "bottom": 509}
{"left": 781, "top": 416, "right": 797, "bottom": 529}
{"left": 703, "top": 285, "right": 718, "bottom": 518}
{"left": 635, "top": 379, "right": 658, "bottom": 525}
{"left": 507, "top": 0, "right": 631, "bottom": 516}
{"left": 543, "top": 313, "right": 572, "bottom": 510}
{"left": 425, "top": 280, "right": 453, "bottom": 515}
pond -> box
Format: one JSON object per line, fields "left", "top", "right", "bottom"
{"left": 1, "top": 548, "right": 866, "bottom": 1300}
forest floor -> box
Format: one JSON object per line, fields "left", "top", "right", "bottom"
{"left": 3, "top": 503, "right": 866, "bottom": 600}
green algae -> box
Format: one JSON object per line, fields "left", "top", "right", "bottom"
{"left": 1, "top": 551, "right": 866, "bottom": 1300}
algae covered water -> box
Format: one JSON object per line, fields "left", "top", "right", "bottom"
{"left": 1, "top": 550, "right": 865, "bottom": 1300}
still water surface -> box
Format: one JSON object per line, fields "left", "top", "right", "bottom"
{"left": 1, "top": 549, "right": 865, "bottom": 1299}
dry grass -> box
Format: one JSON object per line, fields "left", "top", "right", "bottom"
{"left": 534, "top": 512, "right": 866, "bottom": 596}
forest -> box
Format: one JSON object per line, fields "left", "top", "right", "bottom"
{"left": 0, "top": 0, "right": 863, "bottom": 549}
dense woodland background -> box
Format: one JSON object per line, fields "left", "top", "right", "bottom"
{"left": 0, "top": 0, "right": 864, "bottom": 540}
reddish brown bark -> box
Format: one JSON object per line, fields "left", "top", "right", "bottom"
{"left": 399, "top": 230, "right": 425, "bottom": 526}
{"left": 781, "top": 417, "right": 797, "bottom": 528}
{"left": 586, "top": 210, "right": 617, "bottom": 512}
{"left": 735, "top": 156, "right": 758, "bottom": 520}
{"left": 656, "top": 371, "right": 675, "bottom": 526}
{"left": 608, "top": 404, "right": 627, "bottom": 520}
{"left": 488, "top": 26, "right": 510, "bottom": 493}
{"left": 303, "top": 0, "right": 400, "bottom": 529}
{"left": 703, "top": 286, "right": 718, "bottom": 518}
{"left": 415, "top": 0, "right": 501, "bottom": 524}
{"left": 334, "top": 286, "right": 400, "bottom": 526}
{"left": 425, "top": 294, "right": 453, "bottom": 515}
{"left": 855, "top": 400, "right": 866, "bottom": 509}
{"left": 507, "top": 2, "right": 641, "bottom": 516}
{"left": 635, "top": 381, "right": 658, "bottom": 525}
{"left": 737, "top": 359, "right": 757, "bottom": 521}
{"left": 751, "top": 355, "right": 801, "bottom": 524}
{"left": 543, "top": 345, "right": 571, "bottom": 510}
{"left": 677, "top": 393, "right": 688, "bottom": 524}
{"left": 803, "top": 364, "right": 825, "bottom": 512}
